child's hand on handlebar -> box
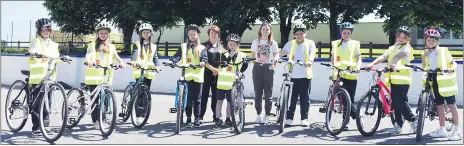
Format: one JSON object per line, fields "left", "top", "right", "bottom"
{"left": 199, "top": 62, "right": 205, "bottom": 68}
{"left": 305, "top": 61, "right": 312, "bottom": 67}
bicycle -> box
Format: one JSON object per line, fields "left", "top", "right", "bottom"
{"left": 65, "top": 63, "right": 121, "bottom": 137}
{"left": 5, "top": 53, "right": 71, "bottom": 142}
{"left": 162, "top": 61, "right": 200, "bottom": 134}
{"left": 119, "top": 62, "right": 160, "bottom": 129}
{"left": 404, "top": 64, "right": 455, "bottom": 141}
{"left": 273, "top": 59, "right": 304, "bottom": 133}
{"left": 318, "top": 63, "right": 354, "bottom": 136}
{"left": 218, "top": 57, "right": 255, "bottom": 134}
{"left": 355, "top": 67, "right": 398, "bottom": 136}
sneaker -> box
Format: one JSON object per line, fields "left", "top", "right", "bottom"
{"left": 262, "top": 115, "right": 269, "bottom": 124}
{"left": 225, "top": 118, "right": 233, "bottom": 127}
{"left": 301, "top": 120, "right": 309, "bottom": 127}
{"left": 343, "top": 125, "right": 349, "bottom": 131}
{"left": 94, "top": 121, "right": 100, "bottom": 130}
{"left": 410, "top": 119, "right": 418, "bottom": 134}
{"left": 185, "top": 118, "right": 193, "bottom": 128}
{"left": 199, "top": 118, "right": 204, "bottom": 124}
{"left": 194, "top": 119, "right": 201, "bottom": 128}
{"left": 285, "top": 119, "right": 293, "bottom": 126}
{"left": 254, "top": 115, "right": 262, "bottom": 123}
{"left": 389, "top": 124, "right": 402, "bottom": 135}
{"left": 31, "top": 129, "right": 42, "bottom": 135}
{"left": 215, "top": 119, "right": 224, "bottom": 127}
{"left": 449, "top": 128, "right": 462, "bottom": 141}
{"left": 429, "top": 128, "right": 448, "bottom": 138}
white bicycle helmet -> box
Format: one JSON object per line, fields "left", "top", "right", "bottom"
{"left": 96, "top": 22, "right": 111, "bottom": 33}
{"left": 139, "top": 23, "right": 153, "bottom": 32}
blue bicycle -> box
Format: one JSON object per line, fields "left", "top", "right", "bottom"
{"left": 162, "top": 61, "right": 200, "bottom": 134}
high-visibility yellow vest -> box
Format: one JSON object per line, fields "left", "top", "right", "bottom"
{"left": 217, "top": 52, "right": 246, "bottom": 90}
{"left": 288, "top": 39, "right": 315, "bottom": 79}
{"left": 180, "top": 43, "right": 205, "bottom": 83}
{"left": 28, "top": 37, "right": 60, "bottom": 84}
{"left": 385, "top": 44, "right": 414, "bottom": 87}
{"left": 84, "top": 42, "right": 115, "bottom": 85}
{"left": 331, "top": 40, "right": 360, "bottom": 80}
{"left": 423, "top": 47, "right": 458, "bottom": 97}
{"left": 131, "top": 41, "right": 156, "bottom": 80}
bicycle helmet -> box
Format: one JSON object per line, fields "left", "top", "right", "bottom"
{"left": 396, "top": 26, "right": 412, "bottom": 36}
{"left": 227, "top": 33, "right": 241, "bottom": 44}
{"left": 293, "top": 23, "right": 307, "bottom": 34}
{"left": 424, "top": 29, "right": 441, "bottom": 39}
{"left": 95, "top": 22, "right": 111, "bottom": 33}
{"left": 138, "top": 23, "right": 153, "bottom": 33}
{"left": 339, "top": 22, "right": 354, "bottom": 32}
{"left": 35, "top": 18, "right": 52, "bottom": 29}
{"left": 186, "top": 24, "right": 201, "bottom": 33}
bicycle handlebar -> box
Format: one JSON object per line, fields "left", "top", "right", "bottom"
{"left": 84, "top": 62, "right": 121, "bottom": 70}
{"left": 320, "top": 63, "right": 355, "bottom": 73}
{"left": 360, "top": 67, "right": 398, "bottom": 73}
{"left": 278, "top": 59, "right": 305, "bottom": 66}
{"left": 127, "top": 62, "right": 160, "bottom": 73}
{"left": 219, "top": 58, "right": 255, "bottom": 67}
{"left": 405, "top": 64, "right": 454, "bottom": 73}
{"left": 162, "top": 61, "right": 201, "bottom": 69}
{"left": 26, "top": 52, "right": 72, "bottom": 63}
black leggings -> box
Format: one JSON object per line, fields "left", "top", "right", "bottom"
{"left": 186, "top": 81, "right": 202, "bottom": 120}
{"left": 391, "top": 84, "right": 415, "bottom": 127}
{"left": 340, "top": 78, "right": 357, "bottom": 122}
{"left": 286, "top": 78, "right": 311, "bottom": 120}
{"left": 134, "top": 78, "right": 152, "bottom": 117}
{"left": 135, "top": 78, "right": 152, "bottom": 89}
{"left": 30, "top": 84, "right": 49, "bottom": 131}
{"left": 200, "top": 71, "right": 217, "bottom": 120}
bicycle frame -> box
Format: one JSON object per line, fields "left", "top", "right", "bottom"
{"left": 174, "top": 67, "right": 188, "bottom": 110}
{"left": 80, "top": 66, "right": 113, "bottom": 116}
{"left": 373, "top": 74, "right": 393, "bottom": 115}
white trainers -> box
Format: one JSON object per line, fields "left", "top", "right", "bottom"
{"left": 429, "top": 128, "right": 448, "bottom": 138}
{"left": 410, "top": 119, "right": 418, "bottom": 133}
{"left": 301, "top": 119, "right": 309, "bottom": 127}
{"left": 94, "top": 121, "right": 100, "bottom": 130}
{"left": 254, "top": 115, "right": 262, "bottom": 123}
{"left": 389, "top": 124, "right": 402, "bottom": 135}
{"left": 449, "top": 127, "right": 462, "bottom": 141}
{"left": 262, "top": 115, "right": 269, "bottom": 124}
{"left": 285, "top": 119, "right": 293, "bottom": 126}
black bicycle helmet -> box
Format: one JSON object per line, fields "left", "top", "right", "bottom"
{"left": 293, "top": 23, "right": 307, "bottom": 34}
{"left": 227, "top": 33, "right": 241, "bottom": 44}
{"left": 186, "top": 24, "right": 201, "bottom": 33}
{"left": 339, "top": 22, "right": 354, "bottom": 32}
{"left": 95, "top": 22, "right": 112, "bottom": 33}
{"left": 35, "top": 18, "right": 52, "bottom": 29}
{"left": 396, "top": 26, "right": 412, "bottom": 36}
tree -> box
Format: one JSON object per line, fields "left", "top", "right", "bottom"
{"left": 212, "top": 0, "right": 274, "bottom": 45}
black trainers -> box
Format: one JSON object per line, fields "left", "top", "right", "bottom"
{"left": 185, "top": 118, "right": 193, "bottom": 128}
{"left": 31, "top": 129, "right": 42, "bottom": 135}
{"left": 215, "top": 119, "right": 224, "bottom": 127}
{"left": 225, "top": 118, "right": 233, "bottom": 127}
{"left": 343, "top": 125, "right": 349, "bottom": 131}
{"left": 194, "top": 119, "right": 201, "bottom": 128}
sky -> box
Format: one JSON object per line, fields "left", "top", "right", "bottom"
{"left": 1, "top": 1, "right": 385, "bottom": 42}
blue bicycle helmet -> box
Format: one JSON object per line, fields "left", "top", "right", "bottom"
{"left": 339, "top": 22, "right": 354, "bottom": 32}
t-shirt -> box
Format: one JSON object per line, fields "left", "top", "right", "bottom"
{"left": 427, "top": 47, "right": 453, "bottom": 70}
{"left": 251, "top": 39, "right": 279, "bottom": 63}
{"left": 282, "top": 40, "right": 316, "bottom": 78}
{"left": 382, "top": 44, "right": 411, "bottom": 63}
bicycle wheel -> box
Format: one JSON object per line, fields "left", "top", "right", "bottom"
{"left": 231, "top": 85, "right": 245, "bottom": 134}
{"left": 5, "top": 80, "right": 29, "bottom": 132}
{"left": 99, "top": 89, "right": 117, "bottom": 137}
{"left": 319, "top": 85, "right": 333, "bottom": 113}
{"left": 39, "top": 82, "right": 68, "bottom": 142}
{"left": 325, "top": 88, "right": 351, "bottom": 136}
{"left": 66, "top": 88, "right": 85, "bottom": 129}
{"left": 356, "top": 91, "right": 382, "bottom": 136}
{"left": 131, "top": 85, "right": 151, "bottom": 128}
{"left": 416, "top": 91, "right": 427, "bottom": 142}
{"left": 120, "top": 85, "right": 133, "bottom": 122}
{"left": 175, "top": 84, "right": 185, "bottom": 134}
{"left": 278, "top": 85, "right": 290, "bottom": 133}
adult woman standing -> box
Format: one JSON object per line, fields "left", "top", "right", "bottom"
{"left": 251, "top": 23, "right": 279, "bottom": 124}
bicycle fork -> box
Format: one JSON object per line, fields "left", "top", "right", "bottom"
{"left": 170, "top": 82, "right": 188, "bottom": 113}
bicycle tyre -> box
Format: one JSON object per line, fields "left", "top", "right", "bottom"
{"left": 39, "top": 82, "right": 68, "bottom": 142}
{"left": 175, "top": 84, "right": 185, "bottom": 134}
{"left": 99, "top": 89, "right": 117, "bottom": 137}
{"left": 65, "top": 88, "right": 85, "bottom": 129}
{"left": 356, "top": 91, "right": 382, "bottom": 136}
{"left": 325, "top": 88, "right": 351, "bottom": 136}
{"left": 5, "top": 80, "right": 29, "bottom": 132}
{"left": 279, "top": 85, "right": 290, "bottom": 133}
{"left": 120, "top": 85, "right": 133, "bottom": 122}
{"left": 416, "top": 91, "right": 427, "bottom": 142}
{"left": 131, "top": 85, "right": 151, "bottom": 129}
{"left": 231, "top": 85, "right": 244, "bottom": 134}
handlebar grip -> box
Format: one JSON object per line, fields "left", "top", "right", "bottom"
{"left": 320, "top": 63, "right": 330, "bottom": 67}
{"left": 127, "top": 62, "right": 133, "bottom": 65}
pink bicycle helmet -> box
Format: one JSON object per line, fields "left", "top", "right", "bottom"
{"left": 424, "top": 29, "right": 441, "bottom": 39}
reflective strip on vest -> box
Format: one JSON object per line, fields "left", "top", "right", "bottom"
{"left": 385, "top": 45, "right": 413, "bottom": 86}
{"left": 288, "top": 39, "right": 313, "bottom": 79}
{"left": 132, "top": 41, "right": 156, "bottom": 80}
{"left": 28, "top": 38, "right": 59, "bottom": 84}
{"left": 84, "top": 42, "right": 114, "bottom": 85}
{"left": 331, "top": 40, "right": 358, "bottom": 80}
{"left": 180, "top": 43, "right": 205, "bottom": 83}
{"left": 423, "top": 47, "right": 458, "bottom": 97}
{"left": 217, "top": 52, "right": 245, "bottom": 90}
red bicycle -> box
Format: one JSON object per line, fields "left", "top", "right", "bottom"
{"left": 355, "top": 67, "right": 397, "bottom": 136}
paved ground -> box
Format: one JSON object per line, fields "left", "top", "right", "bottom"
{"left": 1, "top": 88, "right": 463, "bottom": 144}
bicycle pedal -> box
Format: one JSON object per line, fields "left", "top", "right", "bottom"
{"left": 169, "top": 108, "right": 177, "bottom": 113}
{"left": 12, "top": 100, "right": 21, "bottom": 106}
{"left": 319, "top": 108, "right": 326, "bottom": 113}
{"left": 69, "top": 118, "right": 76, "bottom": 124}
